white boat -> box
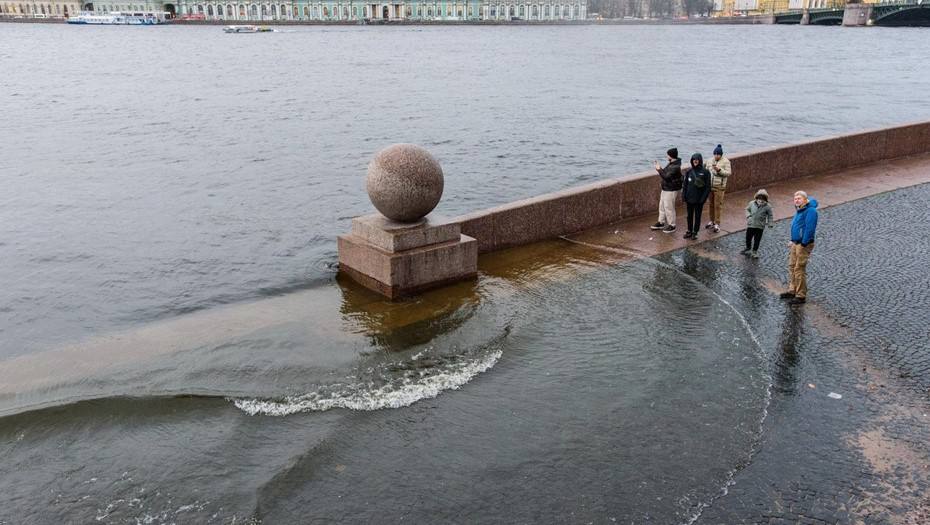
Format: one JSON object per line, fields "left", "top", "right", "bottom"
{"left": 223, "top": 25, "right": 274, "bottom": 33}
{"left": 67, "top": 11, "right": 166, "bottom": 25}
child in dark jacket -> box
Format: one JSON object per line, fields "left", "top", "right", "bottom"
{"left": 742, "top": 189, "right": 774, "bottom": 258}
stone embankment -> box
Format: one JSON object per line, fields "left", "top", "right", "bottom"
{"left": 454, "top": 120, "right": 930, "bottom": 255}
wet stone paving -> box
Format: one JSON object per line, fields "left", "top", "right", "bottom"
{"left": 655, "top": 183, "right": 930, "bottom": 524}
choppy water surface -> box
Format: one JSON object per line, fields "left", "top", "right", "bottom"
{"left": 2, "top": 24, "right": 930, "bottom": 352}
{"left": 0, "top": 23, "right": 927, "bottom": 524}
{"left": 1, "top": 249, "right": 769, "bottom": 523}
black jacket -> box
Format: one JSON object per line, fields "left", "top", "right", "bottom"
{"left": 657, "top": 158, "right": 683, "bottom": 192}
{"left": 682, "top": 153, "right": 712, "bottom": 204}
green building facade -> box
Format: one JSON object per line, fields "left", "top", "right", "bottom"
{"left": 169, "top": 0, "right": 585, "bottom": 20}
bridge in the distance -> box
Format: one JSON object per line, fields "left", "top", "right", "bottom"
{"left": 773, "top": 1, "right": 930, "bottom": 26}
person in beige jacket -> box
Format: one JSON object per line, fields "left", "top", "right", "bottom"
{"left": 705, "top": 144, "right": 732, "bottom": 233}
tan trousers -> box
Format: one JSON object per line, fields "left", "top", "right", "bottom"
{"left": 788, "top": 243, "right": 814, "bottom": 298}
{"left": 709, "top": 188, "right": 725, "bottom": 224}
{"left": 657, "top": 190, "right": 678, "bottom": 226}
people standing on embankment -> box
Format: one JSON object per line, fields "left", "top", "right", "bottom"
{"left": 681, "top": 153, "right": 712, "bottom": 240}
{"left": 706, "top": 144, "right": 731, "bottom": 234}
{"left": 652, "top": 148, "right": 683, "bottom": 234}
{"left": 742, "top": 189, "right": 773, "bottom": 258}
{"left": 780, "top": 191, "right": 818, "bottom": 305}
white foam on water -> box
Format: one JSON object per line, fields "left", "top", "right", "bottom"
{"left": 231, "top": 348, "right": 502, "bottom": 417}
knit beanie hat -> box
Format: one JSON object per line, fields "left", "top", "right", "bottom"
{"left": 667, "top": 148, "right": 678, "bottom": 159}
{"left": 713, "top": 144, "right": 723, "bottom": 156}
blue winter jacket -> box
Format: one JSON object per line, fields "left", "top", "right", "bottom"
{"left": 790, "top": 198, "right": 818, "bottom": 246}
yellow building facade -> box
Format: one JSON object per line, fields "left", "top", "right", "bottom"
{"left": 0, "top": 0, "right": 82, "bottom": 15}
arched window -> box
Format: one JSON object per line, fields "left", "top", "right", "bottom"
{"left": 426, "top": 7, "right": 431, "bottom": 16}
{"left": 260, "top": 4, "right": 266, "bottom": 15}
{"left": 206, "top": 4, "right": 212, "bottom": 15}
{"left": 270, "top": 3, "right": 275, "bottom": 15}
{"left": 312, "top": 5, "right": 318, "bottom": 17}
{"left": 353, "top": 5, "right": 358, "bottom": 16}
{"left": 518, "top": 5, "right": 523, "bottom": 16}
{"left": 531, "top": 5, "right": 537, "bottom": 17}
{"left": 218, "top": 4, "right": 224, "bottom": 15}
{"left": 322, "top": 5, "right": 327, "bottom": 16}
{"left": 226, "top": 4, "right": 232, "bottom": 15}
{"left": 489, "top": 5, "right": 495, "bottom": 16}
{"left": 508, "top": 5, "right": 514, "bottom": 16}
{"left": 343, "top": 6, "right": 347, "bottom": 17}
{"left": 249, "top": 4, "right": 256, "bottom": 15}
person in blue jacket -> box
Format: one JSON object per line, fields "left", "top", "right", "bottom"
{"left": 780, "top": 191, "right": 819, "bottom": 304}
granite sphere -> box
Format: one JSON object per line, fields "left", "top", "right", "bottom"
{"left": 366, "top": 144, "right": 444, "bottom": 223}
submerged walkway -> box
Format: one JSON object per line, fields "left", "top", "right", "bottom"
{"left": 555, "top": 152, "right": 930, "bottom": 523}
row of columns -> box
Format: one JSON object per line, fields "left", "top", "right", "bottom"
{"left": 176, "top": 1, "right": 585, "bottom": 19}
{"left": 0, "top": 2, "right": 79, "bottom": 14}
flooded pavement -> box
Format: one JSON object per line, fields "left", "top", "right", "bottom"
{"left": 652, "top": 183, "right": 930, "bottom": 524}
{"left": 2, "top": 184, "right": 929, "bottom": 524}
{"left": 0, "top": 241, "right": 768, "bottom": 524}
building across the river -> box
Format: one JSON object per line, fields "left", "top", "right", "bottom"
{"left": 0, "top": 0, "right": 81, "bottom": 16}
{"left": 82, "top": 0, "right": 585, "bottom": 20}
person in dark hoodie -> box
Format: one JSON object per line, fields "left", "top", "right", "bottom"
{"left": 780, "top": 191, "right": 819, "bottom": 305}
{"left": 681, "top": 152, "right": 712, "bottom": 240}
{"left": 651, "top": 148, "right": 683, "bottom": 234}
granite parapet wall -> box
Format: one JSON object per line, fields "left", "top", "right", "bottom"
{"left": 454, "top": 120, "right": 930, "bottom": 254}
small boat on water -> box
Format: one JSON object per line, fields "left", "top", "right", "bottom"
{"left": 67, "top": 11, "right": 167, "bottom": 24}
{"left": 223, "top": 25, "right": 274, "bottom": 33}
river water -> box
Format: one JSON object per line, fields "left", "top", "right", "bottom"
{"left": 1, "top": 23, "right": 928, "bottom": 524}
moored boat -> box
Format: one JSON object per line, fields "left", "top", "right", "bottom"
{"left": 67, "top": 11, "right": 167, "bottom": 25}
{"left": 223, "top": 25, "right": 274, "bottom": 33}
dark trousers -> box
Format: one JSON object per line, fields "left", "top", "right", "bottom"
{"left": 686, "top": 202, "right": 704, "bottom": 233}
{"left": 746, "top": 227, "right": 764, "bottom": 251}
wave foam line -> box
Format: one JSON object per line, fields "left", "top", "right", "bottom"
{"left": 558, "top": 235, "right": 774, "bottom": 525}
{"left": 231, "top": 349, "right": 502, "bottom": 417}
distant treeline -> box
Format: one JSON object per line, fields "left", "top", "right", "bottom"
{"left": 587, "top": 0, "right": 715, "bottom": 18}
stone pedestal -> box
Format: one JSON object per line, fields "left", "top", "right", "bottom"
{"left": 338, "top": 214, "right": 477, "bottom": 299}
